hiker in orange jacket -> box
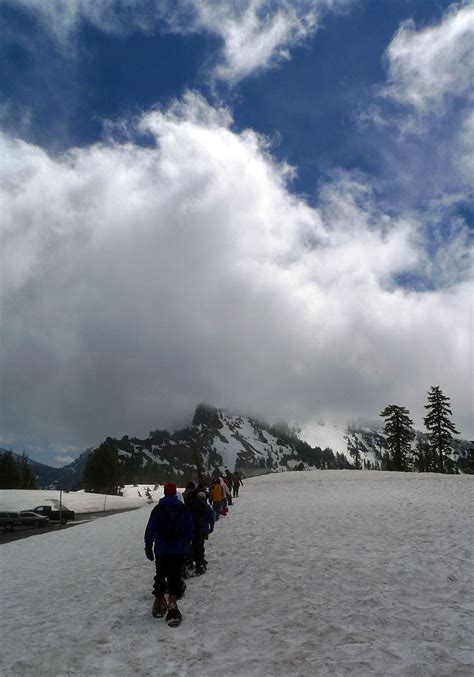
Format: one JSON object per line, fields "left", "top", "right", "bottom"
{"left": 210, "top": 478, "right": 225, "bottom": 521}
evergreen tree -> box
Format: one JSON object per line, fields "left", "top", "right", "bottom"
{"left": 380, "top": 405, "right": 415, "bottom": 471}
{"left": 83, "top": 440, "right": 123, "bottom": 494}
{"left": 322, "top": 447, "right": 337, "bottom": 469}
{"left": 423, "top": 386, "right": 459, "bottom": 473}
{"left": 17, "top": 452, "right": 38, "bottom": 489}
{"left": 351, "top": 447, "right": 362, "bottom": 470}
{"left": 0, "top": 450, "right": 21, "bottom": 488}
{"left": 424, "top": 441, "right": 438, "bottom": 473}
{"left": 335, "top": 451, "right": 350, "bottom": 469}
{"left": 414, "top": 437, "right": 430, "bottom": 472}
{"left": 381, "top": 450, "right": 392, "bottom": 471}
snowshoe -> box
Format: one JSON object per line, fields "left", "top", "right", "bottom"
{"left": 166, "top": 605, "right": 182, "bottom": 627}
{"left": 152, "top": 597, "right": 168, "bottom": 618}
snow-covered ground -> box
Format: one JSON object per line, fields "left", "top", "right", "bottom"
{"left": 0, "top": 484, "right": 180, "bottom": 514}
{"left": 301, "top": 421, "right": 348, "bottom": 454}
{"left": 1, "top": 471, "right": 473, "bottom": 676}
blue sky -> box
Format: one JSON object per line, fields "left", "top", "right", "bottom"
{"left": 0, "top": 0, "right": 472, "bottom": 466}
{"left": 1, "top": 0, "right": 462, "bottom": 197}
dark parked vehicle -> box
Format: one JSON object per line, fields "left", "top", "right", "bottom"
{"left": 0, "top": 511, "right": 22, "bottom": 531}
{"left": 19, "top": 511, "right": 50, "bottom": 527}
{"left": 28, "top": 505, "right": 75, "bottom": 524}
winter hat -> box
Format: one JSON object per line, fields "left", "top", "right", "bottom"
{"left": 164, "top": 482, "right": 177, "bottom": 495}
{"left": 197, "top": 491, "right": 206, "bottom": 500}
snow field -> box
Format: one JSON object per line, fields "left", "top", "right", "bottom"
{"left": 0, "top": 485, "right": 179, "bottom": 514}
{"left": 0, "top": 471, "right": 473, "bottom": 676}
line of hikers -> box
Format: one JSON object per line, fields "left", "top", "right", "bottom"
{"left": 144, "top": 470, "right": 243, "bottom": 626}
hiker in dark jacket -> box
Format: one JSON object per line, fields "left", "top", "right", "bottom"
{"left": 189, "top": 491, "right": 214, "bottom": 575}
{"left": 182, "top": 481, "right": 197, "bottom": 505}
{"left": 232, "top": 472, "right": 243, "bottom": 497}
{"left": 224, "top": 470, "right": 233, "bottom": 505}
{"left": 196, "top": 482, "right": 210, "bottom": 502}
{"left": 144, "top": 482, "right": 193, "bottom": 625}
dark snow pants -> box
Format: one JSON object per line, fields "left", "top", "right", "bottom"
{"left": 212, "top": 501, "right": 221, "bottom": 521}
{"left": 153, "top": 554, "right": 185, "bottom": 597}
{"left": 192, "top": 535, "right": 205, "bottom": 567}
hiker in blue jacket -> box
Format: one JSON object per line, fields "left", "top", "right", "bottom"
{"left": 144, "top": 482, "right": 193, "bottom": 626}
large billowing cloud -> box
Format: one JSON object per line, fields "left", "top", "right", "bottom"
{"left": 383, "top": 1, "right": 474, "bottom": 112}
{"left": 1, "top": 93, "right": 472, "bottom": 453}
{"left": 1, "top": 0, "right": 354, "bottom": 82}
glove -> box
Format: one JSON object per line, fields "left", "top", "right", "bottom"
{"left": 145, "top": 545, "right": 154, "bottom": 561}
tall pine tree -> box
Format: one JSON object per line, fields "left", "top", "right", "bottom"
{"left": 84, "top": 440, "right": 123, "bottom": 494}
{"left": 423, "top": 386, "right": 459, "bottom": 473}
{"left": 0, "top": 451, "right": 21, "bottom": 488}
{"left": 380, "top": 405, "right": 415, "bottom": 471}
{"left": 17, "top": 452, "right": 38, "bottom": 489}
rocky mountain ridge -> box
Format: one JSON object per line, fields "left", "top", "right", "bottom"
{"left": 13, "top": 404, "right": 471, "bottom": 488}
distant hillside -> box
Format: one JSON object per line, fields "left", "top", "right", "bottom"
{"left": 8, "top": 449, "right": 93, "bottom": 490}
{"left": 10, "top": 451, "right": 62, "bottom": 487}
{"left": 344, "top": 426, "right": 470, "bottom": 470}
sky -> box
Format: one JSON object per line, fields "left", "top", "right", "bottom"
{"left": 0, "top": 0, "right": 473, "bottom": 466}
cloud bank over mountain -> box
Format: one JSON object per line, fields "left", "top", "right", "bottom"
{"left": 1, "top": 89, "right": 471, "bottom": 450}
{"left": 0, "top": 1, "right": 472, "bottom": 457}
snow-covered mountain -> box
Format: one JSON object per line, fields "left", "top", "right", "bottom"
{"left": 21, "top": 404, "right": 471, "bottom": 488}
{"left": 27, "top": 405, "right": 349, "bottom": 488}
{"left": 107, "top": 404, "right": 350, "bottom": 486}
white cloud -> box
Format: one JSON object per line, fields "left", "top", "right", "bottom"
{"left": 367, "top": 1, "right": 474, "bottom": 270}
{"left": 1, "top": 0, "right": 355, "bottom": 83}
{"left": 54, "top": 455, "right": 76, "bottom": 465}
{"left": 383, "top": 1, "right": 474, "bottom": 112}
{"left": 1, "top": 94, "right": 472, "bottom": 452}
{"left": 191, "top": 0, "right": 322, "bottom": 83}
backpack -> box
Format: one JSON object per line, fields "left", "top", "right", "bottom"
{"left": 157, "top": 501, "right": 186, "bottom": 543}
{"left": 191, "top": 499, "right": 211, "bottom": 535}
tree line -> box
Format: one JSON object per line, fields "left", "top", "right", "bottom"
{"left": 377, "top": 386, "right": 473, "bottom": 474}
{"left": 0, "top": 451, "right": 38, "bottom": 489}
